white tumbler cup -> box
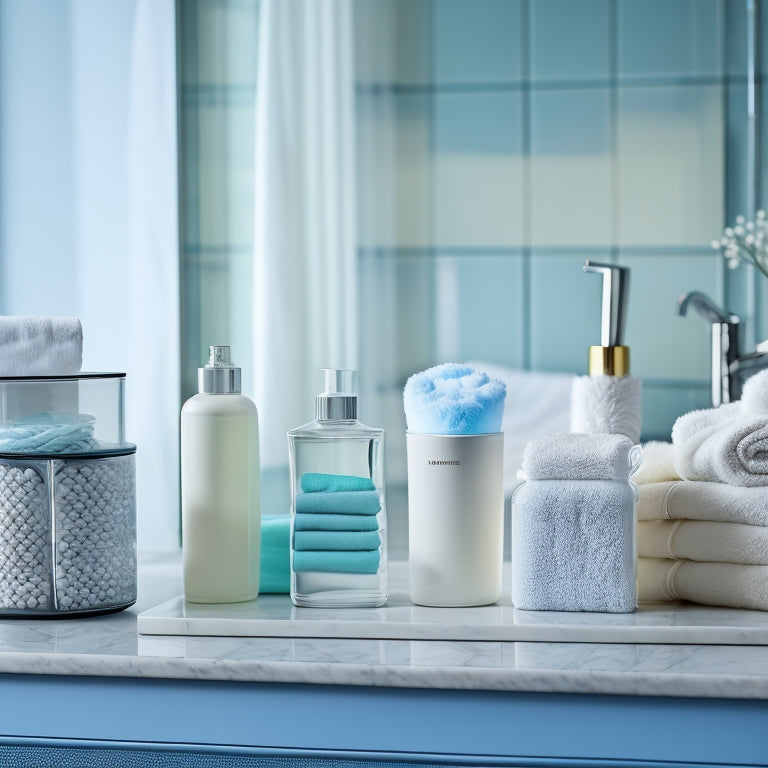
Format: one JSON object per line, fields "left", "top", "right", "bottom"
{"left": 406, "top": 432, "right": 504, "bottom": 607}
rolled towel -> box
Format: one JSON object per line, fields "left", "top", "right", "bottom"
{"left": 570, "top": 374, "right": 642, "bottom": 443}
{"left": 638, "top": 481, "right": 768, "bottom": 526}
{"left": 293, "top": 530, "right": 381, "bottom": 551}
{"left": 403, "top": 363, "right": 506, "bottom": 435}
{"left": 0, "top": 413, "right": 96, "bottom": 454}
{"left": 293, "top": 513, "right": 380, "bottom": 532}
{"left": 521, "top": 433, "right": 641, "bottom": 481}
{"left": 638, "top": 519, "right": 768, "bottom": 565}
{"left": 511, "top": 480, "right": 636, "bottom": 612}
{"left": 638, "top": 557, "right": 768, "bottom": 611}
{"left": 294, "top": 491, "right": 381, "bottom": 516}
{"left": 632, "top": 441, "right": 680, "bottom": 485}
{"left": 0, "top": 316, "right": 82, "bottom": 375}
{"left": 300, "top": 473, "right": 375, "bottom": 493}
{"left": 672, "top": 405, "right": 768, "bottom": 486}
{"left": 259, "top": 516, "right": 290, "bottom": 593}
{"left": 292, "top": 550, "right": 380, "bottom": 574}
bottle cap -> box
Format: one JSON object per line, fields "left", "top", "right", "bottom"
{"left": 316, "top": 369, "right": 357, "bottom": 421}
{"left": 199, "top": 345, "right": 241, "bottom": 394}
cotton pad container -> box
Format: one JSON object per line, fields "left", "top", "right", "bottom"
{"left": 404, "top": 363, "right": 506, "bottom": 607}
{"left": 0, "top": 373, "right": 136, "bottom": 616}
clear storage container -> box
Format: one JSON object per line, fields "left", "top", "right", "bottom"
{"left": 0, "top": 373, "right": 136, "bottom": 616}
{"left": 288, "top": 370, "right": 387, "bottom": 608}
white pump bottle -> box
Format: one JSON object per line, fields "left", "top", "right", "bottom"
{"left": 181, "top": 346, "right": 261, "bottom": 603}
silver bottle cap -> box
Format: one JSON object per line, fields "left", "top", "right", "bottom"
{"left": 315, "top": 369, "right": 357, "bottom": 421}
{"left": 199, "top": 345, "right": 241, "bottom": 394}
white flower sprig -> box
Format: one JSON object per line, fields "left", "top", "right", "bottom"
{"left": 712, "top": 210, "right": 768, "bottom": 280}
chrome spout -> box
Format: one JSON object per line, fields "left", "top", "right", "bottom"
{"left": 678, "top": 291, "right": 741, "bottom": 406}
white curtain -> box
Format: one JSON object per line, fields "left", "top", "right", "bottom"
{"left": 0, "top": 0, "right": 180, "bottom": 552}
{"left": 253, "top": 0, "right": 358, "bottom": 468}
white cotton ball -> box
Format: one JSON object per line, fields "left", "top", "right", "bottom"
{"left": 741, "top": 369, "right": 768, "bottom": 416}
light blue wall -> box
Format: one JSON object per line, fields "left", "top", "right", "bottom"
{"left": 355, "top": 0, "right": 763, "bottom": 449}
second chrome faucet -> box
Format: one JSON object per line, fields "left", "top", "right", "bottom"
{"left": 678, "top": 290, "right": 768, "bottom": 406}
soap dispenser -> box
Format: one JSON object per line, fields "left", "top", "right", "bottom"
{"left": 287, "top": 369, "right": 387, "bottom": 608}
{"left": 571, "top": 261, "right": 642, "bottom": 442}
{"left": 181, "top": 346, "right": 261, "bottom": 603}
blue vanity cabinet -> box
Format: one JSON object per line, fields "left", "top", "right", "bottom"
{"left": 1, "top": 674, "right": 767, "bottom": 767}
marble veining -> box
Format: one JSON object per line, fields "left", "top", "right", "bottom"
{"left": 0, "top": 555, "right": 766, "bottom": 699}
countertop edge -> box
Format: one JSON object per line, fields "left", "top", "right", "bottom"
{"left": 1, "top": 652, "right": 767, "bottom": 700}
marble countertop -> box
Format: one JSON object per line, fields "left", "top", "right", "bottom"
{"left": 1, "top": 554, "right": 768, "bottom": 700}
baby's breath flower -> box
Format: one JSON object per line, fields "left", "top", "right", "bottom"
{"left": 714, "top": 212, "right": 768, "bottom": 281}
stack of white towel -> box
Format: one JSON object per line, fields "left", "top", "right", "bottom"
{"left": 636, "top": 371, "right": 768, "bottom": 611}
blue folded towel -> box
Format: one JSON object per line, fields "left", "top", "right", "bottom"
{"left": 295, "top": 490, "right": 381, "bottom": 515}
{"left": 300, "top": 472, "right": 375, "bottom": 493}
{"left": 403, "top": 362, "right": 506, "bottom": 435}
{"left": 293, "top": 530, "right": 381, "bottom": 551}
{"left": 259, "top": 516, "right": 290, "bottom": 593}
{"left": 292, "top": 549, "right": 381, "bottom": 574}
{"left": 511, "top": 480, "right": 636, "bottom": 613}
{"left": 294, "top": 512, "right": 380, "bottom": 532}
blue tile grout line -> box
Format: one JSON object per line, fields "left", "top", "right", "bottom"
{"left": 355, "top": 74, "right": 753, "bottom": 97}
{"left": 356, "top": 246, "right": 717, "bottom": 259}
{"left": 520, "top": 0, "right": 532, "bottom": 372}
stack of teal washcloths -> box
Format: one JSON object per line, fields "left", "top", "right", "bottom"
{"left": 293, "top": 472, "right": 382, "bottom": 574}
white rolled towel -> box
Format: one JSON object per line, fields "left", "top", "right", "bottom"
{"left": 570, "top": 374, "right": 642, "bottom": 444}
{"left": 0, "top": 316, "right": 82, "bottom": 375}
{"left": 638, "top": 557, "right": 768, "bottom": 611}
{"left": 638, "top": 519, "right": 768, "bottom": 565}
{"left": 638, "top": 481, "right": 768, "bottom": 526}
{"left": 672, "top": 403, "right": 768, "bottom": 486}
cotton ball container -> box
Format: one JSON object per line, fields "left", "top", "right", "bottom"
{"left": 0, "top": 373, "right": 137, "bottom": 616}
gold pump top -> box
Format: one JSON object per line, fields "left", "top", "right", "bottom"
{"left": 589, "top": 345, "right": 630, "bottom": 377}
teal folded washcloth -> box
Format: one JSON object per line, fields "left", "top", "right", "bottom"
{"left": 294, "top": 512, "right": 380, "bottom": 532}
{"left": 300, "top": 472, "right": 375, "bottom": 493}
{"left": 292, "top": 549, "right": 381, "bottom": 574}
{"left": 295, "top": 490, "right": 381, "bottom": 515}
{"left": 294, "top": 530, "right": 381, "bottom": 551}
{"left": 259, "top": 516, "right": 290, "bottom": 593}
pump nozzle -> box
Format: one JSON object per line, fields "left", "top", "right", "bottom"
{"left": 583, "top": 261, "right": 631, "bottom": 377}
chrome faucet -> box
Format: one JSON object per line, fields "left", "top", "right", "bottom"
{"left": 678, "top": 291, "right": 768, "bottom": 407}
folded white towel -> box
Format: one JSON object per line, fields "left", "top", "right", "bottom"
{"left": 0, "top": 316, "right": 82, "bottom": 375}
{"left": 638, "top": 519, "right": 768, "bottom": 565}
{"left": 632, "top": 441, "right": 680, "bottom": 485}
{"left": 521, "top": 432, "right": 641, "bottom": 481}
{"left": 638, "top": 557, "right": 768, "bottom": 611}
{"left": 570, "top": 374, "right": 642, "bottom": 443}
{"left": 638, "top": 481, "right": 768, "bottom": 526}
{"left": 512, "top": 479, "right": 636, "bottom": 612}
{"left": 672, "top": 404, "right": 768, "bottom": 486}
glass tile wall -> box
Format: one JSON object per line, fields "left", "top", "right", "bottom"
{"left": 355, "top": 0, "right": 766, "bottom": 495}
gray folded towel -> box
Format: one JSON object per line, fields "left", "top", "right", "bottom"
{"left": 0, "top": 316, "right": 82, "bottom": 375}
{"left": 512, "top": 479, "right": 636, "bottom": 612}
{"left": 521, "top": 432, "right": 641, "bottom": 481}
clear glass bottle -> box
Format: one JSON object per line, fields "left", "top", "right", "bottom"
{"left": 287, "top": 369, "right": 387, "bottom": 607}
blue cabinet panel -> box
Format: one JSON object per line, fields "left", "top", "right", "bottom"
{"left": 0, "top": 676, "right": 767, "bottom": 766}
